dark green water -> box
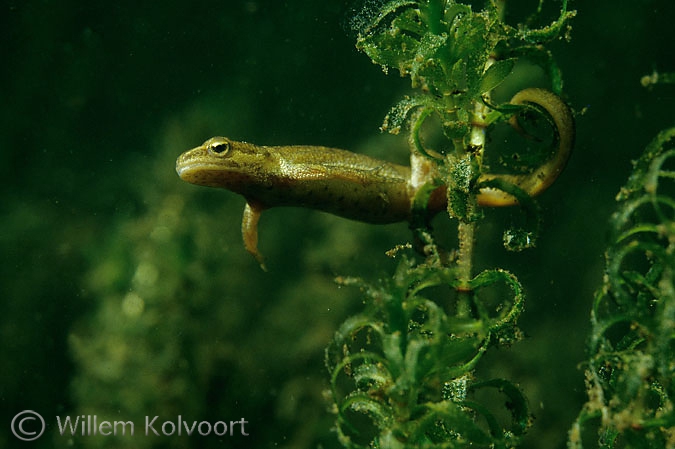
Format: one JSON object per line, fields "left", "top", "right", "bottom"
{"left": 1, "top": 1, "right": 674, "bottom": 448}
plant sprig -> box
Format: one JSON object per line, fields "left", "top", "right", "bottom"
{"left": 327, "top": 2, "right": 576, "bottom": 448}
{"left": 570, "top": 127, "right": 675, "bottom": 449}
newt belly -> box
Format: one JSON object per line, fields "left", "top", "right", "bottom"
{"left": 175, "top": 88, "right": 574, "bottom": 268}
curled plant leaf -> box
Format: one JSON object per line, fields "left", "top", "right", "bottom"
{"left": 517, "top": 0, "right": 576, "bottom": 44}
{"left": 381, "top": 95, "right": 440, "bottom": 135}
{"left": 479, "top": 58, "right": 516, "bottom": 94}
{"left": 355, "top": 1, "right": 423, "bottom": 76}
{"left": 507, "top": 45, "right": 564, "bottom": 94}
{"left": 467, "top": 268, "right": 525, "bottom": 334}
{"left": 469, "top": 379, "right": 531, "bottom": 437}
{"left": 478, "top": 177, "right": 541, "bottom": 251}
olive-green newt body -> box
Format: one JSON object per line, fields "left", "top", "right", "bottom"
{"left": 177, "top": 140, "right": 415, "bottom": 223}
{"left": 176, "top": 138, "right": 422, "bottom": 268}
{"left": 176, "top": 88, "right": 574, "bottom": 268}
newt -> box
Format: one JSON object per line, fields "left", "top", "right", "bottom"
{"left": 176, "top": 88, "right": 574, "bottom": 268}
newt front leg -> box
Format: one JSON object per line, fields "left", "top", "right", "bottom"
{"left": 242, "top": 201, "right": 266, "bottom": 270}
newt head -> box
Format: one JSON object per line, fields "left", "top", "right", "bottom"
{"left": 175, "top": 136, "right": 272, "bottom": 191}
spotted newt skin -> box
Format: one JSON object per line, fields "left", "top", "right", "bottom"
{"left": 176, "top": 139, "right": 418, "bottom": 268}
{"left": 176, "top": 88, "right": 574, "bottom": 268}
{"left": 177, "top": 140, "right": 415, "bottom": 223}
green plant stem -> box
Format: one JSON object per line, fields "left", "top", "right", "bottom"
{"left": 455, "top": 58, "right": 492, "bottom": 311}
{"left": 456, "top": 220, "right": 475, "bottom": 317}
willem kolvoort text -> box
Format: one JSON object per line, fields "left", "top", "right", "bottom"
{"left": 56, "top": 415, "right": 249, "bottom": 437}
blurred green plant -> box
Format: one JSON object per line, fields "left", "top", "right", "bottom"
{"left": 326, "top": 1, "right": 575, "bottom": 448}
{"left": 569, "top": 124, "right": 675, "bottom": 448}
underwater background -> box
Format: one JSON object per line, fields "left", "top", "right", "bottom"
{"left": 1, "top": 1, "right": 673, "bottom": 448}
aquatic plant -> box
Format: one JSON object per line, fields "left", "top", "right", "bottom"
{"left": 326, "top": 1, "right": 575, "bottom": 448}
{"left": 568, "top": 124, "right": 675, "bottom": 448}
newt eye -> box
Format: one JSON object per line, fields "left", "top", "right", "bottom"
{"left": 207, "top": 139, "right": 231, "bottom": 157}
